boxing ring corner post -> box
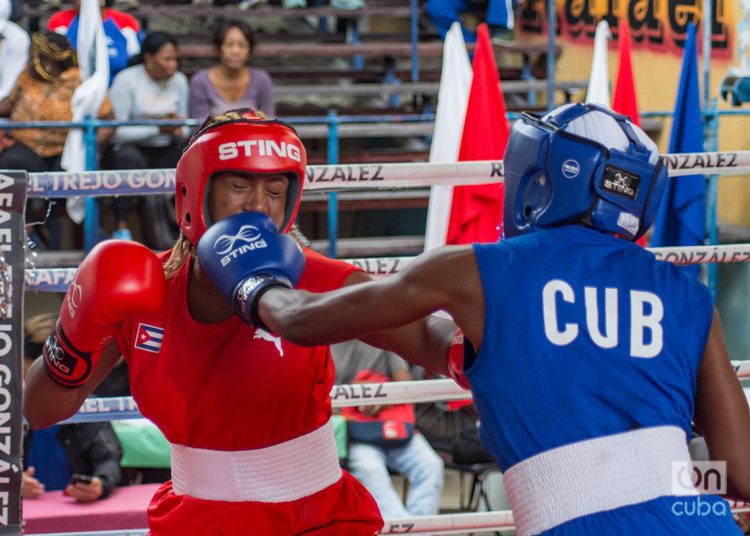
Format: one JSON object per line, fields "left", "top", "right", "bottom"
{"left": 0, "top": 168, "right": 28, "bottom": 534}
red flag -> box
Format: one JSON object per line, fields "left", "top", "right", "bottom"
{"left": 612, "top": 20, "right": 648, "bottom": 246}
{"left": 612, "top": 20, "right": 640, "bottom": 127}
{"left": 445, "top": 23, "right": 510, "bottom": 245}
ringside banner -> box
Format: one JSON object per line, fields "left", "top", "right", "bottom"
{"left": 0, "top": 170, "right": 26, "bottom": 534}
{"left": 25, "top": 151, "right": 750, "bottom": 198}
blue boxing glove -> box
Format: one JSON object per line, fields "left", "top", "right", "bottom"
{"left": 196, "top": 212, "right": 305, "bottom": 329}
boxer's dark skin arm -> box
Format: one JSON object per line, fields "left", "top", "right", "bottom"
{"left": 693, "top": 308, "right": 750, "bottom": 501}
{"left": 260, "top": 245, "right": 485, "bottom": 375}
{"left": 339, "top": 270, "right": 456, "bottom": 376}
{"left": 24, "top": 342, "right": 120, "bottom": 429}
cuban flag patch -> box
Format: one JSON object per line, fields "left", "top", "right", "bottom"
{"left": 134, "top": 323, "right": 164, "bottom": 353}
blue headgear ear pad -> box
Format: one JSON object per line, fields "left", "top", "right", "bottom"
{"left": 502, "top": 104, "right": 668, "bottom": 241}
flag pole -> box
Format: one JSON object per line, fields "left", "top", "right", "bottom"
{"left": 702, "top": 5, "right": 719, "bottom": 296}
{"left": 546, "top": 0, "right": 556, "bottom": 111}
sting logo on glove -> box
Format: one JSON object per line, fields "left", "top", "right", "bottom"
{"left": 43, "top": 326, "right": 94, "bottom": 388}
{"left": 44, "top": 334, "right": 70, "bottom": 374}
{"left": 214, "top": 225, "right": 269, "bottom": 266}
{"left": 197, "top": 212, "right": 306, "bottom": 329}
{"left": 66, "top": 283, "right": 83, "bottom": 319}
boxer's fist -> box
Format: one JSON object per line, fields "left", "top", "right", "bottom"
{"left": 196, "top": 212, "right": 305, "bottom": 328}
{"left": 43, "top": 241, "right": 166, "bottom": 388}
{"left": 447, "top": 328, "right": 471, "bottom": 390}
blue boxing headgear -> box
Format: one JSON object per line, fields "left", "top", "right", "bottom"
{"left": 502, "top": 103, "right": 668, "bottom": 241}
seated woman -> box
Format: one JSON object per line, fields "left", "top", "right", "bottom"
{"left": 0, "top": 30, "right": 113, "bottom": 249}
{"left": 102, "top": 30, "right": 188, "bottom": 246}
{"left": 189, "top": 19, "right": 275, "bottom": 120}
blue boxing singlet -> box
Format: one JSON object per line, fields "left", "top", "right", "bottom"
{"left": 466, "top": 224, "right": 738, "bottom": 535}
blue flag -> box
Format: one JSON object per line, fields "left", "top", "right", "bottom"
{"left": 651, "top": 23, "right": 705, "bottom": 277}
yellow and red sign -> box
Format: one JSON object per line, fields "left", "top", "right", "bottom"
{"left": 519, "top": 0, "right": 734, "bottom": 58}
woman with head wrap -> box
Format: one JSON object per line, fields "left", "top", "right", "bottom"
{"left": 0, "top": 30, "right": 114, "bottom": 172}
{"left": 0, "top": 31, "right": 114, "bottom": 249}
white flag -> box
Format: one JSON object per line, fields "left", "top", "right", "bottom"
{"left": 0, "top": 0, "right": 30, "bottom": 101}
{"left": 62, "top": 0, "right": 109, "bottom": 223}
{"left": 585, "top": 20, "right": 611, "bottom": 107}
{"left": 423, "top": 22, "right": 472, "bottom": 251}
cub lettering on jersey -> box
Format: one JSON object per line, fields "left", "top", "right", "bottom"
{"left": 542, "top": 279, "right": 664, "bottom": 358}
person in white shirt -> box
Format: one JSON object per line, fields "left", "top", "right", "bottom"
{"left": 0, "top": 0, "right": 28, "bottom": 101}
{"left": 102, "top": 30, "right": 189, "bottom": 247}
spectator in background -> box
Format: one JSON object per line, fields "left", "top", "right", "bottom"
{"left": 23, "top": 313, "right": 123, "bottom": 502}
{"left": 102, "top": 30, "right": 188, "bottom": 246}
{"left": 0, "top": 0, "right": 29, "bottom": 101}
{"left": 0, "top": 0, "right": 28, "bottom": 163}
{"left": 47, "top": 0, "right": 141, "bottom": 85}
{"left": 0, "top": 31, "right": 113, "bottom": 249}
{"left": 0, "top": 31, "right": 114, "bottom": 171}
{"left": 189, "top": 19, "right": 275, "bottom": 120}
{"left": 426, "top": 0, "right": 516, "bottom": 44}
{"left": 332, "top": 340, "right": 444, "bottom": 519}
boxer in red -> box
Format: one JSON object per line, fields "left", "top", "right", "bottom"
{"left": 23, "top": 108, "right": 456, "bottom": 535}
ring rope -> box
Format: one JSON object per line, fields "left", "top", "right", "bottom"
{"left": 61, "top": 368, "right": 750, "bottom": 424}
{"left": 23, "top": 150, "right": 750, "bottom": 198}
{"left": 23, "top": 244, "right": 750, "bottom": 293}
{"left": 379, "top": 507, "right": 750, "bottom": 534}
{"left": 63, "top": 379, "right": 471, "bottom": 424}
{"left": 32, "top": 504, "right": 750, "bottom": 536}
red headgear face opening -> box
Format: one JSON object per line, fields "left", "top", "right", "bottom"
{"left": 175, "top": 109, "right": 307, "bottom": 245}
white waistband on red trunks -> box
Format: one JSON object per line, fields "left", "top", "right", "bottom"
{"left": 170, "top": 419, "right": 342, "bottom": 503}
{"left": 503, "top": 425, "right": 698, "bottom": 536}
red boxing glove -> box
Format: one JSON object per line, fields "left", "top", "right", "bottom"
{"left": 447, "top": 328, "right": 471, "bottom": 391}
{"left": 43, "top": 240, "right": 166, "bottom": 388}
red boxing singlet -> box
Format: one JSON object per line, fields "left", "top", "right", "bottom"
{"left": 116, "top": 248, "right": 383, "bottom": 535}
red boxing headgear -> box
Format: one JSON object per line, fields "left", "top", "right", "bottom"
{"left": 175, "top": 108, "right": 307, "bottom": 245}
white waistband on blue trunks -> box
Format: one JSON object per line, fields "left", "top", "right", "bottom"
{"left": 170, "top": 418, "right": 342, "bottom": 503}
{"left": 503, "top": 425, "right": 698, "bottom": 536}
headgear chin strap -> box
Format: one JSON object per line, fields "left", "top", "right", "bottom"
{"left": 502, "top": 103, "right": 668, "bottom": 241}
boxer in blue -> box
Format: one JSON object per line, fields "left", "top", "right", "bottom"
{"left": 197, "top": 103, "right": 750, "bottom": 535}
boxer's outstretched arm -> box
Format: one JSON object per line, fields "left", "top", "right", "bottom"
{"left": 694, "top": 308, "right": 750, "bottom": 501}
{"left": 260, "top": 245, "right": 485, "bottom": 368}
{"left": 24, "top": 342, "right": 121, "bottom": 428}
{"left": 24, "top": 240, "right": 166, "bottom": 428}
{"left": 327, "top": 269, "right": 455, "bottom": 375}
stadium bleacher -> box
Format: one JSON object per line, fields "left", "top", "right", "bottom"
{"left": 16, "top": 0, "right": 591, "bottom": 252}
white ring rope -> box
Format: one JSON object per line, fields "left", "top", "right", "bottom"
{"left": 63, "top": 366, "right": 750, "bottom": 424}
{"left": 379, "top": 510, "right": 513, "bottom": 534}
{"left": 379, "top": 505, "right": 750, "bottom": 534}
{"left": 23, "top": 243, "right": 750, "bottom": 292}
{"left": 733, "top": 360, "right": 750, "bottom": 379}
{"left": 331, "top": 378, "right": 471, "bottom": 406}
{"left": 25, "top": 150, "right": 750, "bottom": 197}
{"left": 32, "top": 504, "right": 750, "bottom": 536}
{"left": 64, "top": 379, "right": 471, "bottom": 424}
